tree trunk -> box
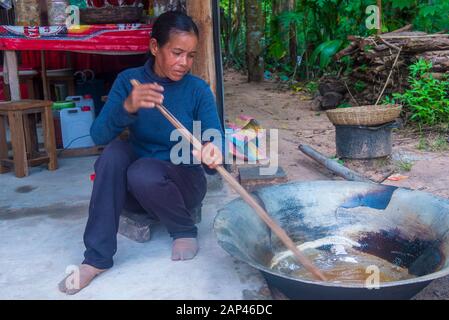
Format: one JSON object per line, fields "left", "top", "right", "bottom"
{"left": 272, "top": 0, "right": 282, "bottom": 16}
{"left": 272, "top": 0, "right": 297, "bottom": 66}
{"left": 223, "top": 0, "right": 232, "bottom": 59}
{"left": 288, "top": 0, "right": 297, "bottom": 66}
{"left": 244, "top": 0, "right": 264, "bottom": 82}
{"left": 187, "top": 0, "right": 217, "bottom": 95}
{"left": 235, "top": 0, "right": 243, "bottom": 35}
{"left": 272, "top": 0, "right": 288, "bottom": 36}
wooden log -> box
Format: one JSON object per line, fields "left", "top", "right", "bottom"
{"left": 349, "top": 33, "right": 449, "bottom": 52}
{"left": 351, "top": 71, "right": 383, "bottom": 83}
{"left": 430, "top": 66, "right": 449, "bottom": 72}
{"left": 298, "top": 144, "right": 371, "bottom": 183}
{"left": 335, "top": 41, "right": 359, "bottom": 60}
{"left": 431, "top": 72, "right": 449, "bottom": 80}
{"left": 417, "top": 50, "right": 449, "bottom": 66}
{"left": 378, "top": 37, "right": 449, "bottom": 53}
{"left": 382, "top": 24, "right": 413, "bottom": 35}
{"left": 380, "top": 34, "right": 449, "bottom": 39}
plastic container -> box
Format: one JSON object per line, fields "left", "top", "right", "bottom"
{"left": 13, "top": 0, "right": 41, "bottom": 26}
{"left": 52, "top": 101, "right": 76, "bottom": 148}
{"left": 65, "top": 95, "right": 95, "bottom": 120}
{"left": 60, "top": 107, "right": 95, "bottom": 149}
{"left": 74, "top": 79, "right": 106, "bottom": 116}
{"left": 47, "top": 0, "right": 69, "bottom": 25}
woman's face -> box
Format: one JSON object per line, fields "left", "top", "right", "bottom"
{"left": 150, "top": 31, "right": 198, "bottom": 81}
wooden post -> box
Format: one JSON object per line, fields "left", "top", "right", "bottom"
{"left": 4, "top": 51, "right": 21, "bottom": 101}
{"left": 42, "top": 105, "right": 58, "bottom": 171}
{"left": 187, "top": 0, "right": 217, "bottom": 95}
{"left": 41, "top": 51, "right": 50, "bottom": 100}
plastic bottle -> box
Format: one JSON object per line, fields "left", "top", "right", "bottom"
{"left": 47, "top": 0, "right": 69, "bottom": 26}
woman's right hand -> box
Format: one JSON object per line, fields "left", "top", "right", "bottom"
{"left": 124, "top": 82, "right": 164, "bottom": 114}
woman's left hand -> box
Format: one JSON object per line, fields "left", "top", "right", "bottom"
{"left": 192, "top": 142, "right": 223, "bottom": 169}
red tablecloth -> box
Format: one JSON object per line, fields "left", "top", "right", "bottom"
{"left": 0, "top": 24, "right": 152, "bottom": 52}
{"left": 0, "top": 24, "right": 152, "bottom": 100}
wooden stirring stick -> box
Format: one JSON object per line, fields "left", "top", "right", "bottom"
{"left": 130, "top": 79, "right": 327, "bottom": 281}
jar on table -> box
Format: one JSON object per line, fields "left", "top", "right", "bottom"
{"left": 47, "top": 0, "right": 69, "bottom": 26}
{"left": 13, "top": 0, "right": 41, "bottom": 26}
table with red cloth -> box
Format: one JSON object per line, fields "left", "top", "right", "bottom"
{"left": 0, "top": 23, "right": 152, "bottom": 100}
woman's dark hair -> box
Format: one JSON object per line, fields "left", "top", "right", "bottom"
{"left": 151, "top": 11, "right": 199, "bottom": 47}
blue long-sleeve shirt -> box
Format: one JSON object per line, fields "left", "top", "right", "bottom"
{"left": 91, "top": 58, "right": 224, "bottom": 169}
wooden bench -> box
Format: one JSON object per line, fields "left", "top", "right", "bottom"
{"left": 0, "top": 99, "right": 58, "bottom": 177}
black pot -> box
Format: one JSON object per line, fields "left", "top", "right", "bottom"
{"left": 336, "top": 121, "right": 399, "bottom": 159}
{"left": 214, "top": 181, "right": 449, "bottom": 300}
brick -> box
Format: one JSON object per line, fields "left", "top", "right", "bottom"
{"left": 118, "top": 210, "right": 159, "bottom": 243}
{"left": 238, "top": 166, "right": 288, "bottom": 192}
{"left": 118, "top": 205, "right": 203, "bottom": 243}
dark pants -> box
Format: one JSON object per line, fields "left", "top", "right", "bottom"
{"left": 83, "top": 140, "right": 207, "bottom": 269}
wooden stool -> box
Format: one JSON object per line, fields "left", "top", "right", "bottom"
{"left": 0, "top": 100, "right": 58, "bottom": 178}
{"left": 1, "top": 69, "right": 39, "bottom": 100}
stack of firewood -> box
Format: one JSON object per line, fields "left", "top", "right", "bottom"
{"left": 332, "top": 25, "right": 449, "bottom": 106}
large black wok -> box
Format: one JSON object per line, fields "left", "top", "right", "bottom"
{"left": 214, "top": 181, "right": 449, "bottom": 300}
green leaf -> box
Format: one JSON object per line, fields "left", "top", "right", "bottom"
{"left": 316, "top": 0, "right": 327, "bottom": 8}
{"left": 268, "top": 41, "right": 287, "bottom": 60}
{"left": 419, "top": 6, "right": 438, "bottom": 17}
{"left": 392, "top": 0, "right": 414, "bottom": 10}
{"left": 278, "top": 12, "right": 303, "bottom": 29}
{"left": 310, "top": 40, "right": 343, "bottom": 70}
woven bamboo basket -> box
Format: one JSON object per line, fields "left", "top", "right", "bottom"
{"left": 326, "top": 104, "right": 402, "bottom": 126}
{"left": 80, "top": 7, "right": 144, "bottom": 25}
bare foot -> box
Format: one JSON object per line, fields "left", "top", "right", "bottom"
{"left": 171, "top": 238, "right": 199, "bottom": 261}
{"left": 58, "top": 264, "right": 106, "bottom": 295}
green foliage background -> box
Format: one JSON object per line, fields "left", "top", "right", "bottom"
{"left": 220, "top": 0, "right": 449, "bottom": 80}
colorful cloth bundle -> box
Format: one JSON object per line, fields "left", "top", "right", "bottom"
{"left": 226, "top": 114, "right": 267, "bottom": 162}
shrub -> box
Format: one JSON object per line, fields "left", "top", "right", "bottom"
{"left": 388, "top": 59, "right": 449, "bottom": 125}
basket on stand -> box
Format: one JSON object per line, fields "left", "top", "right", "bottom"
{"left": 80, "top": 6, "right": 144, "bottom": 24}
{"left": 326, "top": 104, "right": 402, "bottom": 126}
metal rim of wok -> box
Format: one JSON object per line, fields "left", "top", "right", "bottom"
{"left": 213, "top": 180, "right": 449, "bottom": 289}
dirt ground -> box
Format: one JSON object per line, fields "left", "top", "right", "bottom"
{"left": 223, "top": 69, "right": 449, "bottom": 300}
{"left": 223, "top": 69, "right": 449, "bottom": 199}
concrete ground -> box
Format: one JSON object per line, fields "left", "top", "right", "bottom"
{"left": 0, "top": 157, "right": 270, "bottom": 300}
{"left": 2, "top": 155, "right": 449, "bottom": 299}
